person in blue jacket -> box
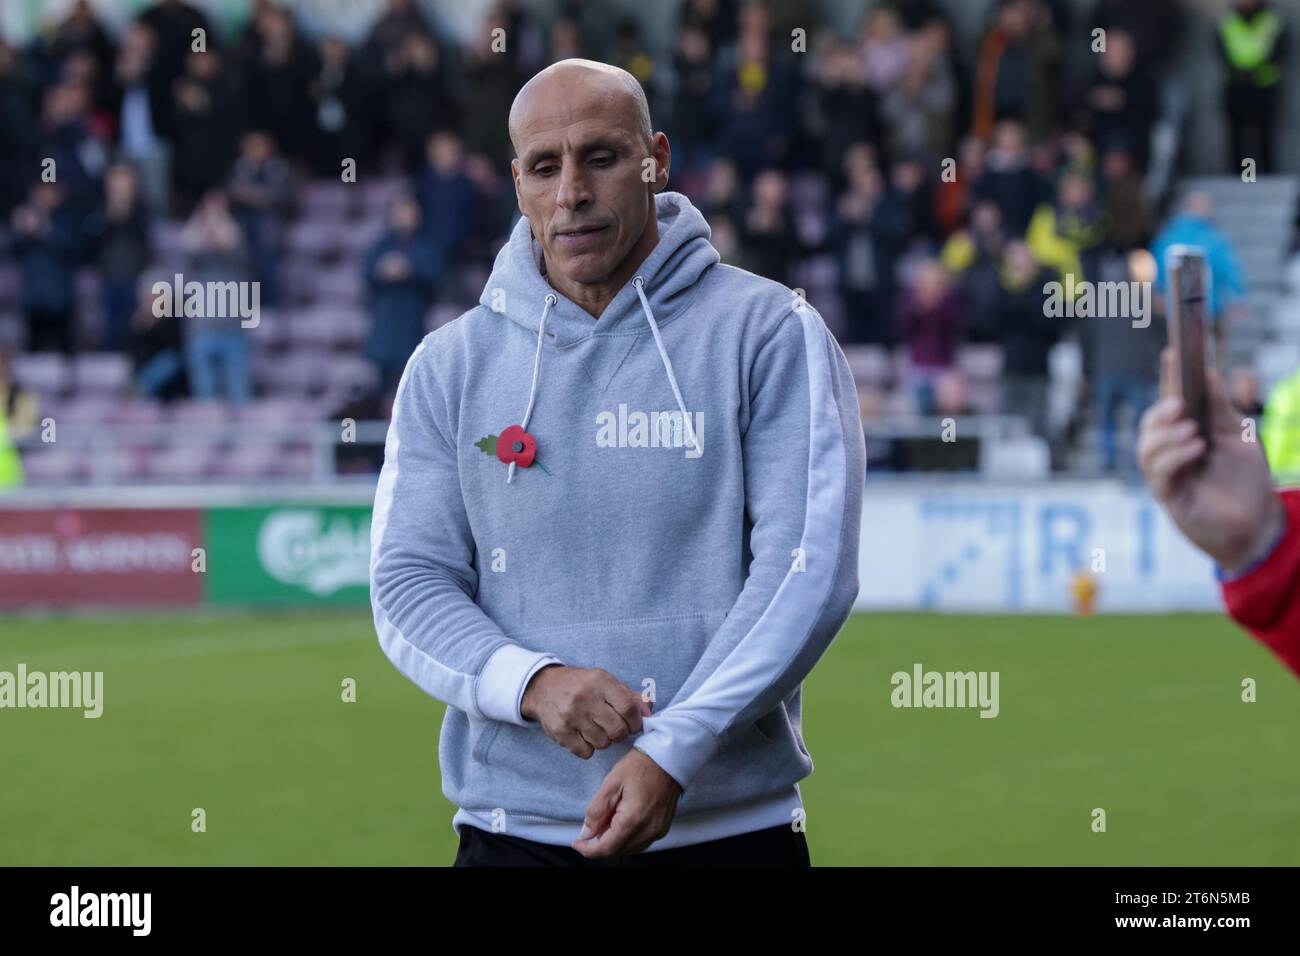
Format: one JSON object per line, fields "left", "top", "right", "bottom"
{"left": 1149, "top": 191, "right": 1246, "bottom": 351}
{"left": 363, "top": 192, "right": 441, "bottom": 403}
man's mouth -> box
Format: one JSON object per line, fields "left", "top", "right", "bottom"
{"left": 555, "top": 224, "right": 608, "bottom": 239}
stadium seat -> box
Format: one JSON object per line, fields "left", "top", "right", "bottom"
{"left": 56, "top": 395, "right": 116, "bottom": 425}
{"left": 11, "top": 353, "right": 72, "bottom": 396}
{"left": 108, "top": 399, "right": 165, "bottom": 425}
{"left": 956, "top": 345, "right": 1005, "bottom": 382}
{"left": 274, "top": 443, "right": 317, "bottom": 478}
{"left": 314, "top": 268, "right": 365, "bottom": 306}
{"left": 109, "top": 445, "right": 150, "bottom": 481}
{"left": 210, "top": 441, "right": 285, "bottom": 480}
{"left": 19, "top": 447, "right": 90, "bottom": 484}
{"left": 237, "top": 398, "right": 316, "bottom": 426}
{"left": 73, "top": 354, "right": 132, "bottom": 395}
{"left": 286, "top": 308, "right": 347, "bottom": 349}
{"left": 842, "top": 344, "right": 893, "bottom": 388}
{"left": 327, "top": 355, "right": 380, "bottom": 395}
{"left": 281, "top": 260, "right": 321, "bottom": 306}
{"left": 300, "top": 181, "right": 359, "bottom": 222}
{"left": 169, "top": 400, "right": 234, "bottom": 425}
{"left": 148, "top": 443, "right": 221, "bottom": 482}
{"left": 338, "top": 221, "right": 385, "bottom": 256}
{"left": 966, "top": 382, "right": 1003, "bottom": 415}
{"left": 249, "top": 307, "right": 289, "bottom": 347}
{"left": 285, "top": 221, "right": 341, "bottom": 262}
{"left": 885, "top": 386, "right": 919, "bottom": 417}
{"left": 255, "top": 349, "right": 336, "bottom": 395}
{"left": 360, "top": 177, "right": 405, "bottom": 213}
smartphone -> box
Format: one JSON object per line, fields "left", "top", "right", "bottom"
{"left": 1164, "top": 246, "right": 1212, "bottom": 445}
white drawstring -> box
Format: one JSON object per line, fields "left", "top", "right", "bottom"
{"left": 508, "top": 292, "right": 556, "bottom": 483}
{"left": 507, "top": 281, "right": 698, "bottom": 484}
{"left": 632, "top": 275, "right": 700, "bottom": 456}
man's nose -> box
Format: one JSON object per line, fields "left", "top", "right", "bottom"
{"left": 555, "top": 160, "right": 591, "bottom": 211}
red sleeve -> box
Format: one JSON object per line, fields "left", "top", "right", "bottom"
{"left": 1220, "top": 489, "right": 1300, "bottom": 677}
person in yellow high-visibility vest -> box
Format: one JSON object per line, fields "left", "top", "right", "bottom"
{"left": 1262, "top": 366, "right": 1300, "bottom": 486}
{"left": 1219, "top": 0, "right": 1286, "bottom": 172}
{"left": 0, "top": 414, "right": 23, "bottom": 489}
{"left": 0, "top": 351, "right": 37, "bottom": 490}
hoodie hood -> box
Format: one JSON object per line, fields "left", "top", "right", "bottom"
{"left": 478, "top": 190, "right": 720, "bottom": 348}
{"left": 477, "top": 191, "right": 719, "bottom": 479}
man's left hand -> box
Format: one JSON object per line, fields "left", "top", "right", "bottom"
{"left": 571, "top": 748, "right": 681, "bottom": 858}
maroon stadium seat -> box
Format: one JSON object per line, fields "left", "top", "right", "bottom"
{"left": 73, "top": 354, "right": 132, "bottom": 395}
{"left": 11, "top": 353, "right": 72, "bottom": 396}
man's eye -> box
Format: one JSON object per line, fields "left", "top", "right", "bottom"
{"left": 534, "top": 165, "right": 556, "bottom": 176}
{"left": 591, "top": 155, "right": 614, "bottom": 167}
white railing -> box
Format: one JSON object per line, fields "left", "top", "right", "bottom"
{"left": 8, "top": 420, "right": 392, "bottom": 487}
{"left": 0, "top": 413, "right": 1065, "bottom": 492}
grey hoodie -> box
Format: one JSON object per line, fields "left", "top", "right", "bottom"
{"left": 370, "top": 191, "right": 865, "bottom": 850}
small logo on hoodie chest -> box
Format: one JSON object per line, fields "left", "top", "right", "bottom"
{"left": 595, "top": 403, "right": 703, "bottom": 458}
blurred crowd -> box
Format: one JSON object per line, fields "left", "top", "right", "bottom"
{"left": 0, "top": 0, "right": 1293, "bottom": 482}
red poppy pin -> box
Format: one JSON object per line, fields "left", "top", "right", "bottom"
{"left": 474, "top": 424, "right": 552, "bottom": 475}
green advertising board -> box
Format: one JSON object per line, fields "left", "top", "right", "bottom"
{"left": 204, "top": 505, "right": 372, "bottom": 605}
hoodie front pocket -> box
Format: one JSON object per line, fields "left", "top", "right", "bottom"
{"left": 457, "top": 612, "right": 730, "bottom": 821}
{"left": 752, "top": 708, "right": 781, "bottom": 742}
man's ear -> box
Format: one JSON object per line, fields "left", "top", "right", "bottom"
{"left": 510, "top": 158, "right": 525, "bottom": 215}
{"left": 651, "top": 164, "right": 669, "bottom": 194}
{"left": 650, "top": 132, "right": 671, "bottom": 194}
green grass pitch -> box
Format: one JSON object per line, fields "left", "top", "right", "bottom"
{"left": 3, "top": 611, "right": 1298, "bottom": 865}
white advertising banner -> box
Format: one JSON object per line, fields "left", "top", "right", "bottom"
{"left": 854, "top": 481, "right": 1223, "bottom": 613}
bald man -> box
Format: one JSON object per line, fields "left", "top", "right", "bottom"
{"left": 371, "top": 59, "right": 866, "bottom": 866}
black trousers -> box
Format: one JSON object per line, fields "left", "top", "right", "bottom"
{"left": 1225, "top": 83, "right": 1278, "bottom": 173}
{"left": 25, "top": 306, "right": 75, "bottom": 355}
{"left": 453, "top": 822, "right": 810, "bottom": 867}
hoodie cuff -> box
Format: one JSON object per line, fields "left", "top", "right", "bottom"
{"left": 633, "top": 713, "right": 721, "bottom": 792}
{"left": 476, "top": 644, "right": 563, "bottom": 727}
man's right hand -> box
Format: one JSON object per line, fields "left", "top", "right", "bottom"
{"left": 520, "top": 665, "right": 652, "bottom": 759}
